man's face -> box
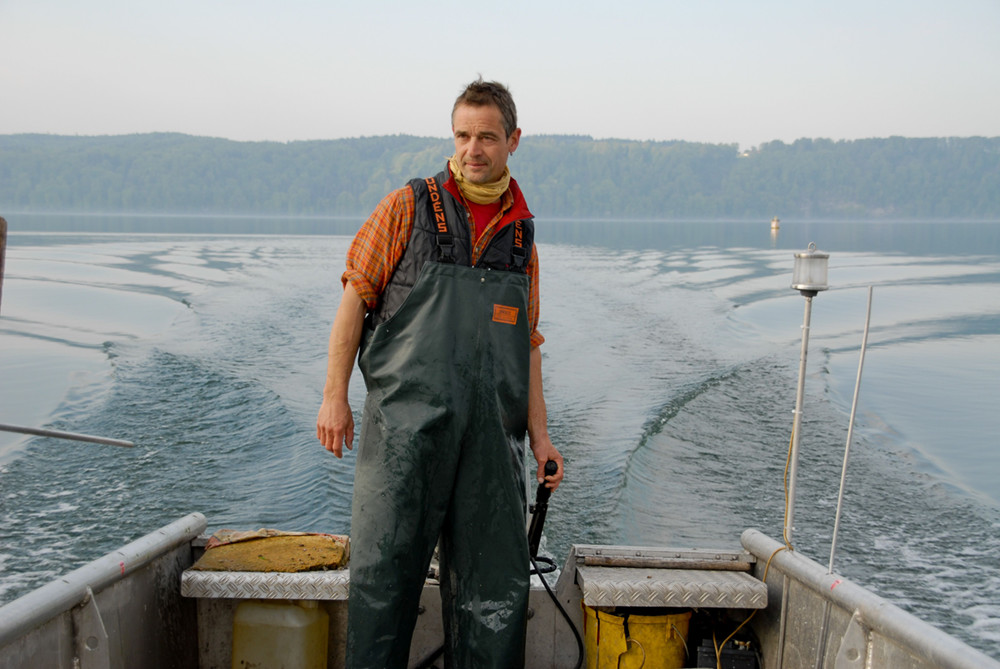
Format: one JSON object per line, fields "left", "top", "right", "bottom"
{"left": 452, "top": 103, "right": 521, "bottom": 184}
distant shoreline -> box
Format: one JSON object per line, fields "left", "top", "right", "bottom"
{"left": 4, "top": 214, "right": 998, "bottom": 257}
{"left": 4, "top": 134, "right": 999, "bottom": 220}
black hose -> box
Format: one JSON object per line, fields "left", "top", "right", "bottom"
{"left": 530, "top": 555, "right": 558, "bottom": 575}
{"left": 530, "top": 555, "right": 585, "bottom": 669}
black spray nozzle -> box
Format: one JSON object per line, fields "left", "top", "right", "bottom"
{"left": 528, "top": 460, "right": 558, "bottom": 559}
{"left": 536, "top": 460, "right": 558, "bottom": 502}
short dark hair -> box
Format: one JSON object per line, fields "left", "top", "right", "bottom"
{"left": 452, "top": 77, "right": 518, "bottom": 138}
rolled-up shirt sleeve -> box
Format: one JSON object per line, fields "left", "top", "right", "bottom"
{"left": 528, "top": 244, "right": 544, "bottom": 349}
{"left": 341, "top": 186, "right": 414, "bottom": 310}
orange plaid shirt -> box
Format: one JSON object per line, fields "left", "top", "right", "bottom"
{"left": 342, "top": 174, "right": 544, "bottom": 348}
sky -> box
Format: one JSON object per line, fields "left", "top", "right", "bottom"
{"left": 2, "top": 0, "right": 999, "bottom": 149}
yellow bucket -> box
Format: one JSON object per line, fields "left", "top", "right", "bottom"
{"left": 583, "top": 605, "right": 691, "bottom": 669}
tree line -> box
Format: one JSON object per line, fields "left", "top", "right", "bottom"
{"left": 1, "top": 133, "right": 998, "bottom": 219}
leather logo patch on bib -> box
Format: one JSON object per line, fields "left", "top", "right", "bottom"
{"left": 492, "top": 304, "right": 519, "bottom": 325}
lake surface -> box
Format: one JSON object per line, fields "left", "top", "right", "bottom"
{"left": 1, "top": 214, "right": 998, "bottom": 658}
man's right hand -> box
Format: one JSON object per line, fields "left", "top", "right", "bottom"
{"left": 316, "top": 282, "right": 367, "bottom": 458}
{"left": 317, "top": 397, "right": 355, "bottom": 458}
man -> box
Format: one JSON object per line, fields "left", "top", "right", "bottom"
{"left": 316, "top": 78, "right": 564, "bottom": 669}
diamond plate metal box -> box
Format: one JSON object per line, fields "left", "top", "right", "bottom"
{"left": 576, "top": 566, "right": 767, "bottom": 609}
{"left": 181, "top": 569, "right": 351, "bottom": 600}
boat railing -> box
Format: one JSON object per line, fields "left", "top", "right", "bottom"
{"left": 0, "top": 512, "right": 207, "bottom": 669}
{"left": 742, "top": 529, "right": 1000, "bottom": 669}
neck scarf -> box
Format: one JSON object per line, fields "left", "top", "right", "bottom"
{"left": 449, "top": 155, "right": 510, "bottom": 205}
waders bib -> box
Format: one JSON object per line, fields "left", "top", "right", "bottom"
{"left": 347, "top": 235, "right": 533, "bottom": 666}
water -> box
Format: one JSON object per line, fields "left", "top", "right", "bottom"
{"left": 1, "top": 215, "right": 998, "bottom": 659}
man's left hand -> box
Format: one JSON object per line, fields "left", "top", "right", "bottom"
{"left": 530, "top": 438, "right": 564, "bottom": 491}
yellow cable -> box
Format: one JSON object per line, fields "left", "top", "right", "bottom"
{"left": 714, "top": 545, "right": 787, "bottom": 669}
{"left": 782, "top": 429, "right": 794, "bottom": 549}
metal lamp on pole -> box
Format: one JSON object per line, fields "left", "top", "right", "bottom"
{"left": 784, "top": 242, "right": 829, "bottom": 547}
{"left": 775, "top": 242, "right": 830, "bottom": 669}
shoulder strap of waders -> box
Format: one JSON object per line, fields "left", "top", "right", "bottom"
{"left": 418, "top": 175, "right": 456, "bottom": 264}
{"left": 509, "top": 220, "right": 529, "bottom": 271}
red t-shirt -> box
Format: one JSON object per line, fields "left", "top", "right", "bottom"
{"left": 465, "top": 199, "right": 504, "bottom": 241}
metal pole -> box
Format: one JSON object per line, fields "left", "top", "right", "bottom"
{"left": 0, "top": 216, "right": 7, "bottom": 314}
{"left": 828, "top": 286, "right": 874, "bottom": 573}
{"left": 777, "top": 291, "right": 816, "bottom": 669}
{"left": 776, "top": 292, "right": 815, "bottom": 669}
{"left": 0, "top": 423, "right": 134, "bottom": 448}
{"left": 784, "top": 293, "right": 814, "bottom": 546}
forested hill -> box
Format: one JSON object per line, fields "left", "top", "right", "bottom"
{"left": 2, "top": 133, "right": 999, "bottom": 219}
